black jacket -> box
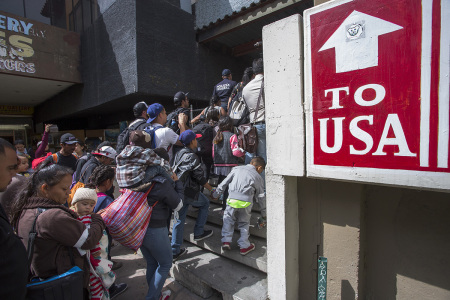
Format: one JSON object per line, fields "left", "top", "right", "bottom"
{"left": 79, "top": 156, "right": 101, "bottom": 184}
{"left": 0, "top": 203, "right": 28, "bottom": 300}
{"left": 172, "top": 147, "right": 207, "bottom": 199}
{"left": 146, "top": 176, "right": 183, "bottom": 228}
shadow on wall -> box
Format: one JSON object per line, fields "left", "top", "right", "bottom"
{"left": 365, "top": 186, "right": 450, "bottom": 298}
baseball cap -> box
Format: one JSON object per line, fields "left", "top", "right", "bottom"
{"left": 129, "top": 130, "right": 152, "bottom": 148}
{"left": 60, "top": 133, "right": 78, "bottom": 145}
{"left": 92, "top": 146, "right": 117, "bottom": 159}
{"left": 147, "top": 103, "right": 164, "bottom": 123}
{"left": 222, "top": 69, "right": 231, "bottom": 76}
{"left": 174, "top": 91, "right": 189, "bottom": 104}
{"left": 179, "top": 130, "right": 202, "bottom": 146}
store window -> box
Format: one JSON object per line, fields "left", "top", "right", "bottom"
{"left": 0, "top": 0, "right": 66, "bottom": 29}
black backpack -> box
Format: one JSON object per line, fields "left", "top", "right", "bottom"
{"left": 193, "top": 122, "right": 214, "bottom": 158}
{"left": 116, "top": 119, "right": 147, "bottom": 153}
{"left": 166, "top": 108, "right": 189, "bottom": 134}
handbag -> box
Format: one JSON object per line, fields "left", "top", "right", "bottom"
{"left": 101, "top": 184, "right": 156, "bottom": 251}
{"left": 26, "top": 208, "right": 84, "bottom": 300}
{"left": 237, "top": 79, "right": 264, "bottom": 154}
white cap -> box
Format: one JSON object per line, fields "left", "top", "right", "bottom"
{"left": 93, "top": 146, "right": 117, "bottom": 159}
{"left": 72, "top": 188, "right": 97, "bottom": 206}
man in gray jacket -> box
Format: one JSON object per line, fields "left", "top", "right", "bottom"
{"left": 212, "top": 156, "right": 266, "bottom": 256}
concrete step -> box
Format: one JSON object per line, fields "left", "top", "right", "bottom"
{"left": 187, "top": 202, "right": 267, "bottom": 239}
{"left": 171, "top": 242, "right": 268, "bottom": 300}
{"left": 182, "top": 216, "right": 267, "bottom": 273}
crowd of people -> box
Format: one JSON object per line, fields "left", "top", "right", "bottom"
{"left": 0, "top": 58, "right": 266, "bottom": 300}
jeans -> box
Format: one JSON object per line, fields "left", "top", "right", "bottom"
{"left": 171, "top": 192, "right": 210, "bottom": 255}
{"left": 221, "top": 204, "right": 253, "bottom": 249}
{"left": 245, "top": 123, "right": 266, "bottom": 184}
{"left": 143, "top": 165, "right": 173, "bottom": 183}
{"left": 140, "top": 226, "right": 173, "bottom": 300}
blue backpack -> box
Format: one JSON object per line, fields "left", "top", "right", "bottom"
{"left": 143, "top": 126, "right": 161, "bottom": 149}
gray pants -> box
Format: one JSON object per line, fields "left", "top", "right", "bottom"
{"left": 221, "top": 203, "right": 253, "bottom": 249}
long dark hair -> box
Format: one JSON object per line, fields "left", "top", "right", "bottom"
{"left": 10, "top": 161, "right": 73, "bottom": 227}
{"left": 85, "top": 165, "right": 115, "bottom": 189}
{"left": 205, "top": 107, "right": 220, "bottom": 125}
{"left": 213, "top": 116, "right": 234, "bottom": 144}
{"left": 242, "top": 67, "right": 253, "bottom": 86}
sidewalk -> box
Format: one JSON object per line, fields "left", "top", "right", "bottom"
{"left": 111, "top": 242, "right": 215, "bottom": 300}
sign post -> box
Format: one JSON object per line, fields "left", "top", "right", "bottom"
{"left": 317, "top": 257, "right": 327, "bottom": 300}
{"left": 304, "top": 0, "right": 450, "bottom": 191}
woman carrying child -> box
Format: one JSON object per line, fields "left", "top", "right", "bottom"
{"left": 11, "top": 162, "right": 105, "bottom": 299}
{"left": 213, "top": 116, "right": 245, "bottom": 212}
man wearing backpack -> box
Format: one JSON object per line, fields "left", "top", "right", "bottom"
{"left": 166, "top": 91, "right": 191, "bottom": 134}
{"left": 43, "top": 132, "right": 79, "bottom": 171}
{"left": 242, "top": 58, "right": 266, "bottom": 183}
{"left": 116, "top": 101, "right": 149, "bottom": 154}
{"left": 145, "top": 103, "right": 187, "bottom": 163}
{"left": 212, "top": 69, "right": 237, "bottom": 112}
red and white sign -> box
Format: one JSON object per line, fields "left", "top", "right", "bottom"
{"left": 304, "top": 0, "right": 450, "bottom": 190}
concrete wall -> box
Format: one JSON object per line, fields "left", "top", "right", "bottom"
{"left": 35, "top": 0, "right": 245, "bottom": 127}
{"left": 264, "top": 12, "right": 450, "bottom": 300}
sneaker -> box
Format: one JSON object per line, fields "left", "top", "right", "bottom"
{"left": 222, "top": 242, "right": 231, "bottom": 250}
{"left": 160, "top": 289, "right": 171, "bottom": 300}
{"left": 110, "top": 283, "right": 128, "bottom": 299}
{"left": 111, "top": 260, "right": 123, "bottom": 270}
{"left": 172, "top": 247, "right": 187, "bottom": 262}
{"left": 240, "top": 243, "right": 255, "bottom": 256}
{"left": 194, "top": 229, "right": 213, "bottom": 241}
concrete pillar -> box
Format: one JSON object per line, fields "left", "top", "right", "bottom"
{"left": 263, "top": 14, "right": 304, "bottom": 299}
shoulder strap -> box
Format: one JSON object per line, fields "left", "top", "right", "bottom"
{"left": 172, "top": 153, "right": 188, "bottom": 173}
{"left": 252, "top": 79, "right": 264, "bottom": 124}
{"left": 27, "top": 208, "right": 45, "bottom": 269}
{"left": 27, "top": 208, "right": 76, "bottom": 271}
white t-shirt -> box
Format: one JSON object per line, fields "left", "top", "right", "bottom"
{"left": 151, "top": 123, "right": 179, "bottom": 161}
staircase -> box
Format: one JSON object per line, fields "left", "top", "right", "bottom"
{"left": 170, "top": 188, "right": 268, "bottom": 300}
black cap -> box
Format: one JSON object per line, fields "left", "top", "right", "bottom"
{"left": 174, "top": 91, "right": 188, "bottom": 104}
{"left": 222, "top": 69, "right": 231, "bottom": 76}
{"left": 60, "top": 133, "right": 78, "bottom": 144}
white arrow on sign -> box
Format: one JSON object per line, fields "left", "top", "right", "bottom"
{"left": 319, "top": 10, "right": 403, "bottom": 73}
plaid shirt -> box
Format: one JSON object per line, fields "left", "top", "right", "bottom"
{"left": 116, "top": 145, "right": 170, "bottom": 188}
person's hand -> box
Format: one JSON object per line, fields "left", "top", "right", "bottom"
{"left": 45, "top": 124, "right": 53, "bottom": 132}
{"left": 96, "top": 209, "right": 107, "bottom": 215}
{"left": 171, "top": 172, "right": 179, "bottom": 181}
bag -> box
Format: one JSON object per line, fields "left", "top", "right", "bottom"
{"left": 101, "top": 184, "right": 156, "bottom": 251}
{"left": 116, "top": 119, "right": 147, "bottom": 153}
{"left": 26, "top": 267, "right": 84, "bottom": 300}
{"left": 143, "top": 126, "right": 162, "bottom": 149}
{"left": 229, "top": 90, "right": 250, "bottom": 126}
{"left": 166, "top": 107, "right": 189, "bottom": 133}
{"left": 237, "top": 80, "right": 264, "bottom": 154}
{"left": 237, "top": 124, "right": 258, "bottom": 154}
{"left": 26, "top": 208, "right": 83, "bottom": 300}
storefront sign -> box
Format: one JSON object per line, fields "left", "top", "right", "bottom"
{"left": 0, "top": 11, "right": 81, "bottom": 82}
{"left": 0, "top": 105, "right": 34, "bottom": 115}
{"left": 304, "top": 0, "right": 450, "bottom": 190}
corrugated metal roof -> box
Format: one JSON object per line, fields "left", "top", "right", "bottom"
{"left": 198, "top": 0, "right": 313, "bottom": 51}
